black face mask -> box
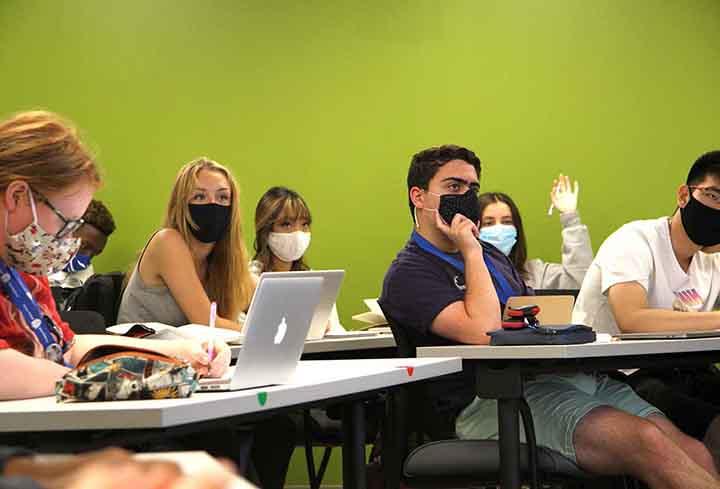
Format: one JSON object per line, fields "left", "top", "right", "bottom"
{"left": 188, "top": 204, "right": 231, "bottom": 243}
{"left": 437, "top": 189, "right": 481, "bottom": 225}
{"left": 680, "top": 193, "right": 720, "bottom": 247}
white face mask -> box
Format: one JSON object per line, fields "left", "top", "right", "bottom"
{"left": 267, "top": 231, "right": 311, "bottom": 263}
{"left": 5, "top": 189, "right": 81, "bottom": 276}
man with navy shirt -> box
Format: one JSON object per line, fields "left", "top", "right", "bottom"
{"left": 379, "top": 145, "right": 719, "bottom": 489}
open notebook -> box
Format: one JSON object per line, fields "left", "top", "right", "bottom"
{"left": 107, "top": 322, "right": 244, "bottom": 344}
{"left": 352, "top": 298, "right": 388, "bottom": 328}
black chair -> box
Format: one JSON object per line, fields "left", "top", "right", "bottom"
{"left": 64, "top": 272, "right": 126, "bottom": 326}
{"left": 59, "top": 310, "right": 106, "bottom": 334}
{"left": 300, "top": 408, "right": 342, "bottom": 489}
{"left": 381, "top": 312, "right": 603, "bottom": 489}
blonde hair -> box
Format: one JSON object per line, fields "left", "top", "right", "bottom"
{"left": 253, "top": 186, "right": 312, "bottom": 273}
{"left": 165, "top": 157, "right": 253, "bottom": 317}
{"left": 0, "top": 111, "right": 101, "bottom": 192}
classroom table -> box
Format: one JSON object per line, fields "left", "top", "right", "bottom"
{"left": 228, "top": 332, "right": 397, "bottom": 360}
{"left": 417, "top": 337, "right": 720, "bottom": 489}
{"left": 0, "top": 357, "right": 459, "bottom": 489}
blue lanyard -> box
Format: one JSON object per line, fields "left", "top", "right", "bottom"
{"left": 411, "top": 231, "right": 516, "bottom": 304}
{"left": 0, "top": 261, "right": 67, "bottom": 365}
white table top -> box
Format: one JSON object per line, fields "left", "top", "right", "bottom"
{"left": 230, "top": 332, "right": 396, "bottom": 358}
{"left": 0, "top": 357, "right": 459, "bottom": 433}
{"left": 304, "top": 332, "right": 397, "bottom": 353}
{"left": 417, "top": 337, "right": 720, "bottom": 360}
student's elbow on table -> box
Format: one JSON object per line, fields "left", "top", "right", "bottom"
{"left": 0, "top": 349, "right": 69, "bottom": 400}
{"left": 607, "top": 282, "right": 650, "bottom": 332}
{"left": 431, "top": 321, "right": 493, "bottom": 345}
{"left": 431, "top": 304, "right": 496, "bottom": 345}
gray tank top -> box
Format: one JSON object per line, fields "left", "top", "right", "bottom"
{"left": 116, "top": 235, "right": 189, "bottom": 326}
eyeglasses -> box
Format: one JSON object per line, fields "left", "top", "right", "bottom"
{"left": 688, "top": 186, "right": 720, "bottom": 206}
{"left": 31, "top": 188, "right": 85, "bottom": 239}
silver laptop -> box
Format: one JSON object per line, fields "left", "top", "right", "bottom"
{"left": 260, "top": 270, "right": 345, "bottom": 341}
{"left": 615, "top": 330, "right": 720, "bottom": 340}
{"left": 199, "top": 276, "right": 323, "bottom": 391}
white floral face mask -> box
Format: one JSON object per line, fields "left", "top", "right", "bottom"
{"left": 267, "top": 231, "right": 311, "bottom": 263}
{"left": 5, "top": 189, "right": 81, "bottom": 276}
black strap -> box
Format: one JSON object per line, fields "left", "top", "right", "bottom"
{"left": 136, "top": 230, "right": 162, "bottom": 271}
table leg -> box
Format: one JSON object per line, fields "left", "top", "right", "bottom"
{"left": 342, "top": 400, "right": 367, "bottom": 489}
{"left": 382, "top": 389, "right": 404, "bottom": 489}
{"left": 498, "top": 398, "right": 521, "bottom": 489}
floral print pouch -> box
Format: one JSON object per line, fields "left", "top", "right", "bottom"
{"left": 55, "top": 345, "right": 198, "bottom": 402}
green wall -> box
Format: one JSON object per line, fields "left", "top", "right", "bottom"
{"left": 2, "top": 1, "right": 719, "bottom": 485}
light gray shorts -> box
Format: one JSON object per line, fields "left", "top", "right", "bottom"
{"left": 455, "top": 372, "right": 662, "bottom": 462}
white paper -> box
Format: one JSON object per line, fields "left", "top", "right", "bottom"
{"left": 106, "top": 322, "right": 243, "bottom": 344}
{"left": 177, "top": 324, "right": 244, "bottom": 344}
{"left": 363, "top": 298, "right": 384, "bottom": 316}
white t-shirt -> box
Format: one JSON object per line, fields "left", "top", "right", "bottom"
{"left": 573, "top": 217, "right": 720, "bottom": 335}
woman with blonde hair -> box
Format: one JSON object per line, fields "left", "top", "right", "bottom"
{"left": 118, "top": 157, "right": 255, "bottom": 331}
{"left": 0, "top": 111, "right": 229, "bottom": 401}
{"left": 251, "top": 186, "right": 344, "bottom": 332}
{"left": 118, "top": 160, "right": 297, "bottom": 489}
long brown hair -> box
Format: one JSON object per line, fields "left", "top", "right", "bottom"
{"left": 253, "top": 186, "right": 312, "bottom": 273}
{"left": 0, "top": 111, "right": 101, "bottom": 192}
{"left": 478, "top": 192, "right": 529, "bottom": 279}
{"left": 165, "top": 158, "right": 253, "bottom": 317}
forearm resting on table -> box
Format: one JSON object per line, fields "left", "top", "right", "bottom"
{"left": 614, "top": 307, "right": 720, "bottom": 332}
{"left": 0, "top": 349, "right": 70, "bottom": 400}
{"left": 67, "top": 335, "right": 189, "bottom": 366}
{"left": 609, "top": 283, "right": 720, "bottom": 332}
{"left": 181, "top": 309, "right": 242, "bottom": 332}
{"left": 214, "top": 317, "right": 243, "bottom": 332}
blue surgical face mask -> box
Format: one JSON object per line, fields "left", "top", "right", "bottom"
{"left": 63, "top": 253, "right": 92, "bottom": 273}
{"left": 479, "top": 224, "right": 517, "bottom": 256}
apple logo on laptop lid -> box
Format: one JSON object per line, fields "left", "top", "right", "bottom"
{"left": 274, "top": 317, "right": 288, "bottom": 344}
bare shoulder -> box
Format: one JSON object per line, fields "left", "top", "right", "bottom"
{"left": 141, "top": 229, "right": 194, "bottom": 281}
{"left": 149, "top": 228, "right": 190, "bottom": 255}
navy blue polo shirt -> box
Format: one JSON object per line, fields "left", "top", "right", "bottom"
{"left": 378, "top": 236, "right": 532, "bottom": 425}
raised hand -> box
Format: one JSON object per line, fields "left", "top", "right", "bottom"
{"left": 550, "top": 174, "right": 579, "bottom": 215}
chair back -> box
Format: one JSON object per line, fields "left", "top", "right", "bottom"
{"left": 385, "top": 315, "right": 416, "bottom": 358}
{"left": 59, "top": 310, "right": 106, "bottom": 334}
{"left": 381, "top": 307, "right": 458, "bottom": 439}
{"left": 65, "top": 272, "right": 126, "bottom": 326}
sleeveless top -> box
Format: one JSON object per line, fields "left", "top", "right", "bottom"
{"left": 117, "top": 233, "right": 188, "bottom": 326}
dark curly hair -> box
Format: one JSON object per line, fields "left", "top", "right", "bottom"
{"left": 406, "top": 144, "right": 482, "bottom": 222}
{"left": 83, "top": 199, "right": 116, "bottom": 236}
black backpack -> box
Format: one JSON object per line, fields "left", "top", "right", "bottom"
{"left": 64, "top": 272, "right": 126, "bottom": 326}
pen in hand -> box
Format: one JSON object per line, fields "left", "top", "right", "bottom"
{"left": 207, "top": 301, "right": 217, "bottom": 361}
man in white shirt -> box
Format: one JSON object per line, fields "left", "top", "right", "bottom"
{"left": 574, "top": 150, "right": 720, "bottom": 464}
